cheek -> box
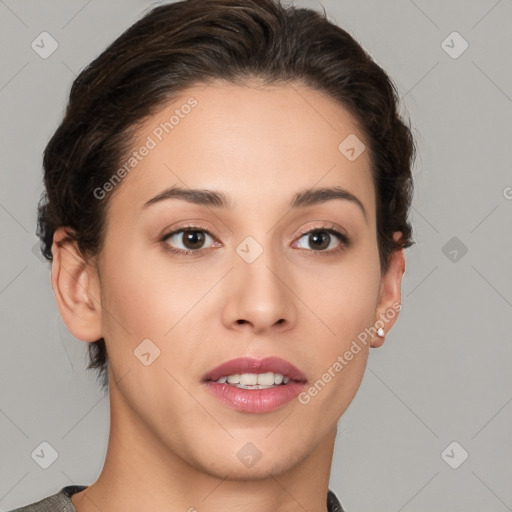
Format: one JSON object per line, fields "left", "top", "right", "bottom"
{"left": 312, "top": 276, "right": 377, "bottom": 367}
{"left": 300, "top": 247, "right": 381, "bottom": 339}
{"left": 296, "top": 251, "right": 380, "bottom": 410}
{"left": 97, "top": 246, "right": 211, "bottom": 415}
{"left": 98, "top": 243, "right": 216, "bottom": 349}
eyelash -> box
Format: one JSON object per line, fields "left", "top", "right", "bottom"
{"left": 160, "top": 223, "right": 350, "bottom": 258}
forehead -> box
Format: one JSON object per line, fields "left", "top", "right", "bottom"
{"left": 105, "top": 80, "right": 375, "bottom": 223}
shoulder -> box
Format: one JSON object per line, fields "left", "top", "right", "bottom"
{"left": 10, "top": 486, "right": 343, "bottom": 512}
{"left": 327, "top": 488, "right": 346, "bottom": 512}
{"left": 7, "top": 485, "right": 87, "bottom": 512}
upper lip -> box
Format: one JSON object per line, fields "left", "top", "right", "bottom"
{"left": 202, "top": 356, "right": 307, "bottom": 383}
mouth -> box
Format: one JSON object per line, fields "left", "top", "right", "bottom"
{"left": 212, "top": 372, "right": 292, "bottom": 389}
{"left": 201, "top": 356, "right": 308, "bottom": 388}
{"left": 201, "top": 356, "right": 308, "bottom": 412}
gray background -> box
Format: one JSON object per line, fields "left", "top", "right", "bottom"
{"left": 1, "top": 0, "right": 511, "bottom": 511}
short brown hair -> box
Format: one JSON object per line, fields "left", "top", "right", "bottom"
{"left": 37, "top": 0, "right": 416, "bottom": 393}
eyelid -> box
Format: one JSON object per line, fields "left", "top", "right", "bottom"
{"left": 294, "top": 222, "right": 348, "bottom": 241}
{"left": 161, "top": 222, "right": 214, "bottom": 239}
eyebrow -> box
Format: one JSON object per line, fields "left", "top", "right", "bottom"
{"left": 142, "top": 185, "right": 367, "bottom": 221}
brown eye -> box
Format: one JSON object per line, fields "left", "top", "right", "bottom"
{"left": 295, "top": 229, "right": 347, "bottom": 252}
{"left": 181, "top": 230, "right": 207, "bottom": 250}
{"left": 305, "top": 231, "right": 331, "bottom": 251}
{"left": 292, "top": 222, "right": 351, "bottom": 256}
{"left": 162, "top": 228, "right": 215, "bottom": 253}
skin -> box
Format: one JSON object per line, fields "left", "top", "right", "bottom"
{"left": 51, "top": 80, "right": 405, "bottom": 512}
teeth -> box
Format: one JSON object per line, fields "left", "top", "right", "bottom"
{"left": 216, "top": 372, "right": 290, "bottom": 386}
{"left": 240, "top": 373, "right": 258, "bottom": 386}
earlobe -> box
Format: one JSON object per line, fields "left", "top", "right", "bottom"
{"left": 370, "top": 232, "right": 405, "bottom": 348}
{"left": 51, "top": 227, "right": 103, "bottom": 342}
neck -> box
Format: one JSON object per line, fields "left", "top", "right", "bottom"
{"left": 71, "top": 381, "right": 337, "bottom": 512}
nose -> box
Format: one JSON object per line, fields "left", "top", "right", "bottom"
{"left": 221, "top": 245, "right": 297, "bottom": 335}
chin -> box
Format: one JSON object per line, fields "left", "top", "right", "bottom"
{"left": 181, "top": 434, "right": 306, "bottom": 481}
{"left": 203, "top": 455, "right": 301, "bottom": 481}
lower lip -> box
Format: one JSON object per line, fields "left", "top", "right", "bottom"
{"left": 203, "top": 381, "right": 306, "bottom": 413}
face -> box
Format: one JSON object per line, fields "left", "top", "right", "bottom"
{"left": 57, "top": 80, "right": 403, "bottom": 480}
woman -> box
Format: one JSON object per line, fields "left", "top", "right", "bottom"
{"left": 11, "top": 0, "right": 415, "bottom": 510}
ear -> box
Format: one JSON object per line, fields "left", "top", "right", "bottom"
{"left": 370, "top": 231, "right": 405, "bottom": 348}
{"left": 51, "top": 227, "right": 103, "bottom": 342}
